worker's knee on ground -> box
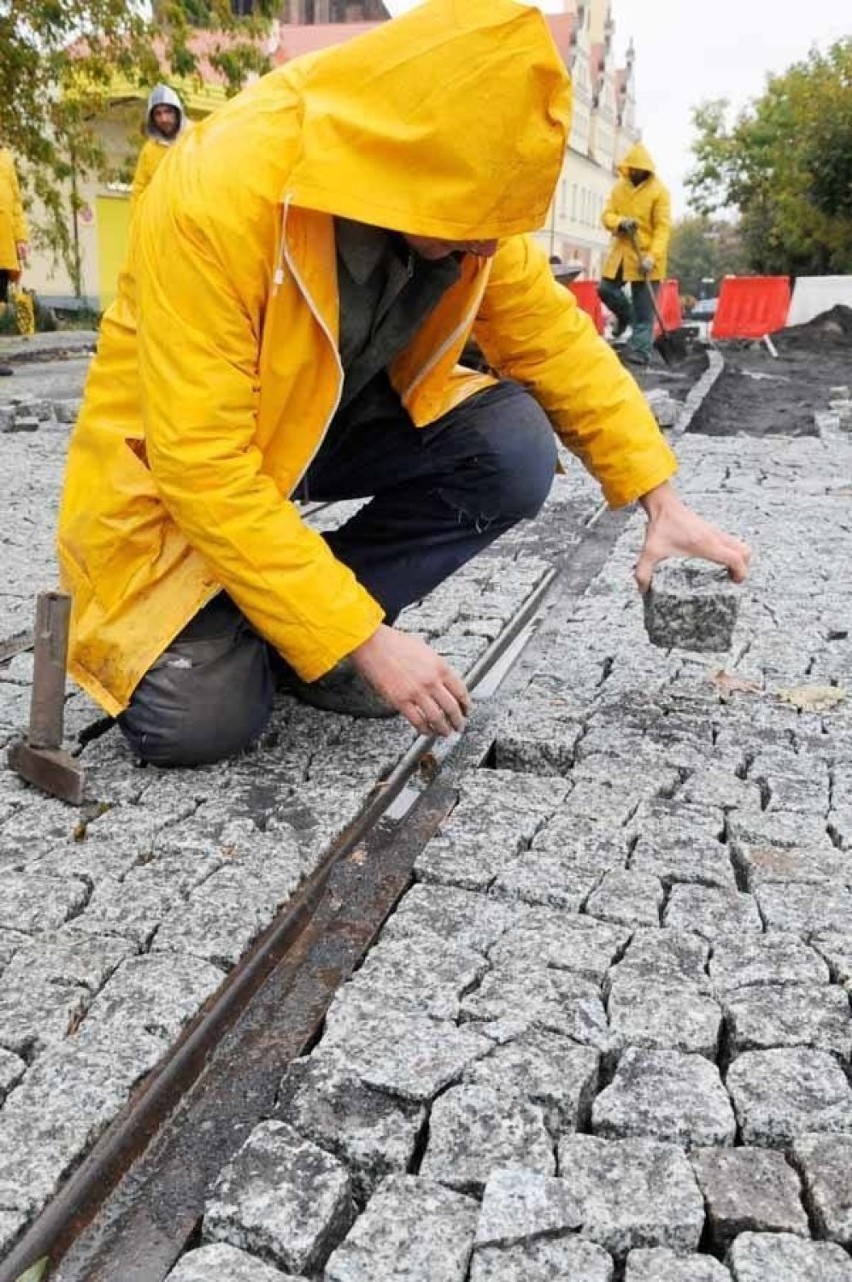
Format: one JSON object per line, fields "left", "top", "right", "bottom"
{"left": 479, "top": 391, "right": 558, "bottom": 522}
{"left": 118, "top": 630, "right": 274, "bottom": 767}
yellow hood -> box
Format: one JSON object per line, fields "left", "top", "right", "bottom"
{"left": 287, "top": 0, "right": 572, "bottom": 239}
{"left": 618, "top": 141, "right": 656, "bottom": 178}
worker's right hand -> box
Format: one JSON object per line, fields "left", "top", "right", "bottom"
{"left": 618, "top": 218, "right": 638, "bottom": 233}
{"left": 350, "top": 623, "right": 470, "bottom": 737}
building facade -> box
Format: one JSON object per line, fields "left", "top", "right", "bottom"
{"left": 534, "top": 0, "right": 641, "bottom": 279}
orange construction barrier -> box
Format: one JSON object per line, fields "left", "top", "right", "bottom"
{"left": 711, "top": 276, "right": 791, "bottom": 341}
{"left": 567, "top": 279, "right": 605, "bottom": 334}
{"left": 654, "top": 279, "right": 683, "bottom": 335}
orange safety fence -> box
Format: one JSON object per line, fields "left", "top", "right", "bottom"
{"left": 566, "top": 279, "right": 605, "bottom": 334}
{"left": 711, "top": 276, "right": 791, "bottom": 341}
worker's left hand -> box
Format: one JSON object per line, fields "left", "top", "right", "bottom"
{"left": 640, "top": 255, "right": 655, "bottom": 275}
{"left": 16, "top": 242, "right": 28, "bottom": 267}
{"left": 635, "top": 481, "right": 751, "bottom": 593}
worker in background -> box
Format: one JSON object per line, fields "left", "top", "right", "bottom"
{"left": 59, "top": 0, "right": 749, "bottom": 769}
{"left": 599, "top": 142, "right": 671, "bottom": 368}
{"left": 130, "top": 85, "right": 189, "bottom": 212}
{"left": 0, "top": 144, "right": 29, "bottom": 375}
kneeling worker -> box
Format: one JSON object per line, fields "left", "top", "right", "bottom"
{"left": 58, "top": 0, "right": 749, "bottom": 768}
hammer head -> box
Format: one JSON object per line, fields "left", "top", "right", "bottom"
{"left": 7, "top": 740, "right": 85, "bottom": 806}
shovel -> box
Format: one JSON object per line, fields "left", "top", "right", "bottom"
{"left": 628, "top": 230, "right": 689, "bottom": 365}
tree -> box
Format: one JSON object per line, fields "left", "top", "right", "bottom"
{"left": 0, "top": 0, "right": 275, "bottom": 296}
{"left": 668, "top": 215, "right": 748, "bottom": 299}
{"left": 686, "top": 39, "right": 852, "bottom": 276}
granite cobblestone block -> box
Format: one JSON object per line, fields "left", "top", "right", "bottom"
{"left": 726, "top": 1231, "right": 852, "bottom": 1280}
{"left": 809, "top": 929, "right": 852, "bottom": 986}
{"left": 463, "top": 1029, "right": 599, "bottom": 1134}
{"left": 471, "top": 1236, "right": 615, "bottom": 1281}
{"left": 276, "top": 1058, "right": 423, "bottom": 1200}
{"left": 317, "top": 997, "right": 492, "bottom": 1103}
{"left": 643, "top": 561, "right": 740, "bottom": 652}
{"left": 732, "top": 840, "right": 851, "bottom": 890}
{"left": 556, "top": 1135, "right": 705, "bottom": 1258}
{"left": 630, "top": 835, "right": 738, "bottom": 891}
{"left": 488, "top": 910, "right": 629, "bottom": 984}
{"left": 755, "top": 883, "right": 852, "bottom": 936}
{"left": 323, "top": 1175, "right": 478, "bottom": 1282}
{"left": 690, "top": 1147, "right": 809, "bottom": 1251}
{"left": 726, "top": 1048, "right": 852, "bottom": 1147}
{"left": 0, "top": 1208, "right": 28, "bottom": 1259}
{"left": 608, "top": 929, "right": 711, "bottom": 992}
{"left": 0, "top": 969, "right": 90, "bottom": 1057}
{"left": 0, "top": 1046, "right": 25, "bottom": 1101}
{"left": 664, "top": 886, "right": 763, "bottom": 940}
{"left": 166, "top": 1243, "right": 306, "bottom": 1281}
{"left": 723, "top": 983, "right": 852, "bottom": 1060}
{"left": 420, "top": 1083, "right": 554, "bottom": 1193}
{"left": 460, "top": 963, "right": 613, "bottom": 1056}
{"left": 468, "top": 1169, "right": 614, "bottom": 1281}
{"left": 709, "top": 934, "right": 830, "bottom": 991}
{"left": 607, "top": 978, "right": 723, "bottom": 1058}
{"left": 625, "top": 1248, "right": 732, "bottom": 1280}
{"left": 593, "top": 1049, "right": 736, "bottom": 1148}
{"left": 0, "top": 870, "right": 89, "bottom": 933}
{"left": 585, "top": 869, "right": 665, "bottom": 928}
{"left": 342, "top": 934, "right": 486, "bottom": 1022}
{"left": 152, "top": 859, "right": 304, "bottom": 969}
{"left": 204, "top": 1121, "right": 353, "bottom": 1274}
{"left": 792, "top": 1133, "right": 852, "bottom": 1246}
{"left": 379, "top": 884, "right": 522, "bottom": 957}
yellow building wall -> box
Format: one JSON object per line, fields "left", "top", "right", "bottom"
{"left": 95, "top": 193, "right": 132, "bottom": 312}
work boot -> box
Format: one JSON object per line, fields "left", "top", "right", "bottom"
{"left": 276, "top": 656, "right": 397, "bottom": 719}
{"left": 620, "top": 347, "right": 651, "bottom": 369}
{"left": 0, "top": 364, "right": 13, "bottom": 376}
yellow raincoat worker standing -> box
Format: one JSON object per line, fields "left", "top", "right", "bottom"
{"left": 0, "top": 146, "right": 29, "bottom": 372}
{"left": 58, "top": 0, "right": 749, "bottom": 768}
{"left": 130, "top": 84, "right": 188, "bottom": 212}
{"left": 599, "top": 141, "right": 672, "bottom": 367}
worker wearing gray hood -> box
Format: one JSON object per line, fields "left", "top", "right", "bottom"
{"left": 131, "top": 84, "right": 188, "bottom": 211}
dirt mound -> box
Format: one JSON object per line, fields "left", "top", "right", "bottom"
{"left": 775, "top": 304, "right": 852, "bottom": 352}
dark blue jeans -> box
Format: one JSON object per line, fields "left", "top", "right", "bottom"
{"left": 119, "top": 380, "right": 557, "bottom": 765}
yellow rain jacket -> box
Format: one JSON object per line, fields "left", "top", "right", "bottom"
{"left": 130, "top": 140, "right": 170, "bottom": 212}
{"left": 602, "top": 142, "right": 671, "bottom": 282}
{"left": 58, "top": 0, "right": 677, "bottom": 718}
{"left": 0, "top": 149, "right": 28, "bottom": 276}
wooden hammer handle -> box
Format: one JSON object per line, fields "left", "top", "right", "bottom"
{"left": 28, "top": 591, "right": 71, "bottom": 750}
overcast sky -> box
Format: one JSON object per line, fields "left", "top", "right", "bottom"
{"left": 534, "top": 0, "right": 851, "bottom": 217}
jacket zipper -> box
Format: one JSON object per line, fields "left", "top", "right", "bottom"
{"left": 275, "top": 196, "right": 344, "bottom": 501}
{"left": 401, "top": 269, "right": 490, "bottom": 401}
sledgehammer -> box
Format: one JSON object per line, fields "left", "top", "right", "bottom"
{"left": 7, "top": 591, "right": 85, "bottom": 805}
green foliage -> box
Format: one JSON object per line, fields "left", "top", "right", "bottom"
{"left": 686, "top": 39, "right": 852, "bottom": 275}
{"left": 0, "top": 0, "right": 275, "bottom": 295}
{"left": 669, "top": 215, "right": 748, "bottom": 298}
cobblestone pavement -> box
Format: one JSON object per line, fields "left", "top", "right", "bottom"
{"left": 4, "top": 343, "right": 852, "bottom": 1279}
{"left": 175, "top": 403, "right": 852, "bottom": 1277}
{"left": 0, "top": 349, "right": 602, "bottom": 1260}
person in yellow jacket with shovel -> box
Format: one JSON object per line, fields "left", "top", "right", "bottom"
{"left": 58, "top": 0, "right": 749, "bottom": 768}
{"left": 599, "top": 142, "right": 672, "bottom": 368}
{"left": 0, "top": 145, "right": 29, "bottom": 374}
